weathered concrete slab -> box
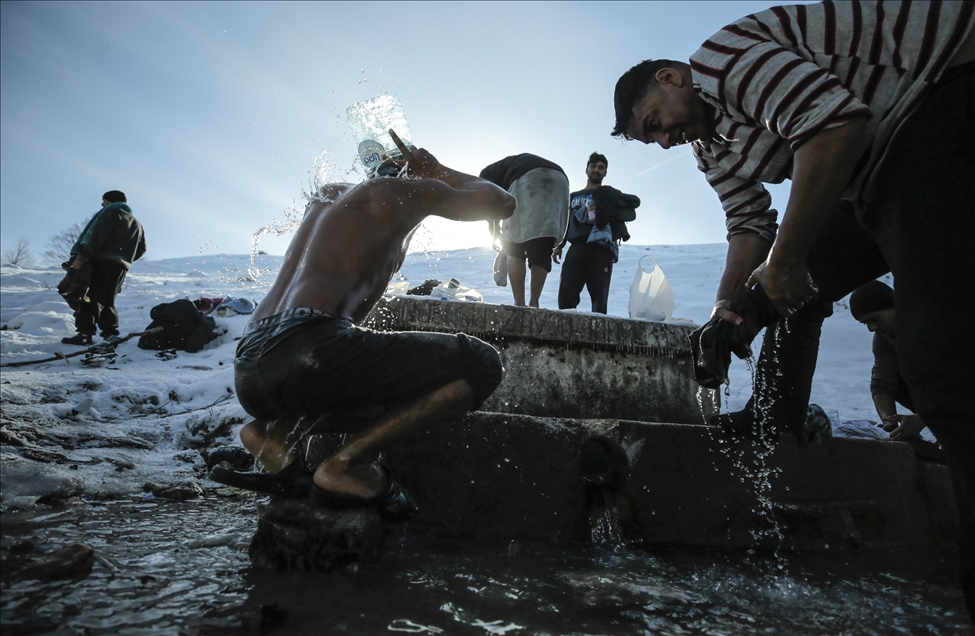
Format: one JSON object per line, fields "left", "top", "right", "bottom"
{"left": 364, "top": 296, "right": 717, "bottom": 424}
{"left": 305, "top": 412, "right": 958, "bottom": 552}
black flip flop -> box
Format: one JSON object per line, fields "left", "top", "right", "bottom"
{"left": 308, "top": 464, "right": 418, "bottom": 521}
{"left": 209, "top": 460, "right": 313, "bottom": 498}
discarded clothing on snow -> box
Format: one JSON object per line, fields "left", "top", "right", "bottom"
{"left": 192, "top": 296, "right": 257, "bottom": 316}
{"left": 138, "top": 299, "right": 219, "bottom": 353}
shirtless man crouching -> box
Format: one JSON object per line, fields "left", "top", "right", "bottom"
{"left": 211, "top": 131, "right": 516, "bottom": 519}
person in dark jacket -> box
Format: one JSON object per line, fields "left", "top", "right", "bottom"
{"left": 553, "top": 152, "right": 639, "bottom": 314}
{"left": 61, "top": 190, "right": 147, "bottom": 346}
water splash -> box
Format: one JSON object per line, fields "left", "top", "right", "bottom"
{"left": 589, "top": 491, "right": 626, "bottom": 551}
{"left": 247, "top": 149, "right": 359, "bottom": 282}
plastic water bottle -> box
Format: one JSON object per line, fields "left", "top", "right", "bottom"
{"left": 346, "top": 95, "right": 413, "bottom": 176}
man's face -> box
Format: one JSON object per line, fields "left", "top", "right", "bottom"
{"left": 859, "top": 309, "right": 896, "bottom": 338}
{"left": 586, "top": 161, "right": 607, "bottom": 184}
{"left": 626, "top": 69, "right": 708, "bottom": 149}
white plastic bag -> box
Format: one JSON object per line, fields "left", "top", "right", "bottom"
{"left": 628, "top": 255, "right": 674, "bottom": 321}
{"left": 493, "top": 250, "right": 508, "bottom": 287}
{"left": 433, "top": 278, "right": 484, "bottom": 302}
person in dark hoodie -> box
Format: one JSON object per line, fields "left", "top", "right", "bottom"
{"left": 60, "top": 190, "right": 147, "bottom": 346}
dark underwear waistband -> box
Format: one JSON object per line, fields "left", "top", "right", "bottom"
{"left": 242, "top": 307, "right": 336, "bottom": 336}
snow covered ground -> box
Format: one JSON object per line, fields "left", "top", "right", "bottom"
{"left": 0, "top": 243, "right": 895, "bottom": 505}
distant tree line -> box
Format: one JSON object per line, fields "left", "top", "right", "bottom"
{"left": 2, "top": 238, "right": 37, "bottom": 268}
{"left": 1, "top": 216, "right": 91, "bottom": 269}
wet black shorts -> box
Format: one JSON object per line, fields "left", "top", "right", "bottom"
{"left": 502, "top": 236, "right": 556, "bottom": 273}
{"left": 234, "top": 307, "right": 503, "bottom": 419}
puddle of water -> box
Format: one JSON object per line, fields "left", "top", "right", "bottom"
{"left": 1, "top": 496, "right": 970, "bottom": 635}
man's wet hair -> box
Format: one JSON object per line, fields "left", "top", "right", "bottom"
{"left": 588, "top": 152, "right": 608, "bottom": 168}
{"left": 612, "top": 59, "right": 689, "bottom": 139}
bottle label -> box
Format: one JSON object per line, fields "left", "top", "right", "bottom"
{"left": 358, "top": 140, "right": 385, "bottom": 174}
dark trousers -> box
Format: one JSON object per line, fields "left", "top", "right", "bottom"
{"left": 740, "top": 66, "right": 974, "bottom": 610}
{"left": 74, "top": 261, "right": 127, "bottom": 337}
{"left": 865, "top": 66, "right": 974, "bottom": 608}
{"left": 558, "top": 242, "right": 614, "bottom": 314}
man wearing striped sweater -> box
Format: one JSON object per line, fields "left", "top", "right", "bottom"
{"left": 613, "top": 0, "right": 974, "bottom": 613}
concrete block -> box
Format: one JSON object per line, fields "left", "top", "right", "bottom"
{"left": 305, "top": 412, "right": 958, "bottom": 552}
{"left": 364, "top": 296, "right": 718, "bottom": 423}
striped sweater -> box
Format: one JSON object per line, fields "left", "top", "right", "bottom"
{"left": 688, "top": 0, "right": 975, "bottom": 242}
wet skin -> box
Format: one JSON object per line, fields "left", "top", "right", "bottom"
{"left": 242, "top": 131, "right": 515, "bottom": 500}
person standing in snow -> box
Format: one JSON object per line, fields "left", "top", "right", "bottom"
{"left": 60, "top": 190, "right": 146, "bottom": 346}
{"left": 212, "top": 132, "right": 515, "bottom": 520}
{"left": 553, "top": 152, "right": 638, "bottom": 314}
{"left": 479, "top": 154, "right": 569, "bottom": 308}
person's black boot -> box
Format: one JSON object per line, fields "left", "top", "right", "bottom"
{"left": 61, "top": 333, "right": 93, "bottom": 346}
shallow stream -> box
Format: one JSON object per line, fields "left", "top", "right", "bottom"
{"left": 1, "top": 495, "right": 970, "bottom": 635}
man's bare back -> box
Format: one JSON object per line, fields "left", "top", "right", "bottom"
{"left": 216, "top": 133, "right": 515, "bottom": 516}
{"left": 253, "top": 135, "right": 515, "bottom": 324}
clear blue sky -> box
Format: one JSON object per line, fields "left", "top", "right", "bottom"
{"left": 1, "top": 1, "right": 800, "bottom": 262}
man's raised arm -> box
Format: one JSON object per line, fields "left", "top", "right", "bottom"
{"left": 387, "top": 130, "right": 516, "bottom": 223}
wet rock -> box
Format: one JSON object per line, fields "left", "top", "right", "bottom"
{"left": 143, "top": 480, "right": 204, "bottom": 501}
{"left": 19, "top": 542, "right": 94, "bottom": 580}
{"left": 206, "top": 445, "right": 255, "bottom": 472}
{"left": 249, "top": 498, "right": 383, "bottom": 573}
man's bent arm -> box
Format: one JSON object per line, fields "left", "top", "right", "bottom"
{"left": 872, "top": 392, "right": 898, "bottom": 422}
{"left": 712, "top": 232, "right": 771, "bottom": 323}
{"left": 749, "top": 117, "right": 868, "bottom": 315}
{"left": 388, "top": 130, "right": 516, "bottom": 223}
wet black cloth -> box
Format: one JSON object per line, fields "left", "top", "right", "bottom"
{"left": 72, "top": 261, "right": 127, "bottom": 338}
{"left": 693, "top": 201, "right": 889, "bottom": 434}
{"left": 137, "top": 299, "right": 219, "bottom": 353}
{"left": 234, "top": 308, "right": 503, "bottom": 420}
{"left": 689, "top": 284, "right": 778, "bottom": 389}
{"left": 479, "top": 154, "right": 566, "bottom": 191}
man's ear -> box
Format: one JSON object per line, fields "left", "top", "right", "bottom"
{"left": 654, "top": 68, "right": 684, "bottom": 88}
